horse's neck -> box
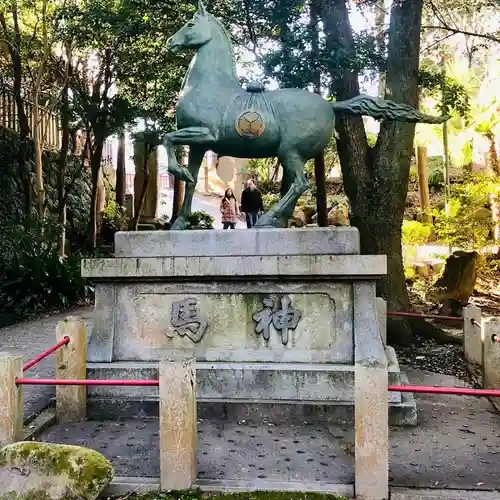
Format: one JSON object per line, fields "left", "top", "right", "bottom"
{"left": 182, "top": 30, "right": 239, "bottom": 92}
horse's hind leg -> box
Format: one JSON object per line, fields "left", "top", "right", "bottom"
{"left": 170, "top": 146, "right": 206, "bottom": 230}
{"left": 256, "top": 151, "right": 309, "bottom": 228}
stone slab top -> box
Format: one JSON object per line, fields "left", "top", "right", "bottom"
{"left": 81, "top": 254, "right": 386, "bottom": 280}
{"left": 114, "top": 227, "right": 360, "bottom": 258}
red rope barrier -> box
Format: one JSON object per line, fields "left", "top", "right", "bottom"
{"left": 387, "top": 311, "right": 462, "bottom": 321}
{"left": 389, "top": 385, "right": 500, "bottom": 397}
{"left": 23, "top": 337, "right": 70, "bottom": 372}
{"left": 15, "top": 378, "right": 159, "bottom": 386}
{"left": 14, "top": 379, "right": 500, "bottom": 397}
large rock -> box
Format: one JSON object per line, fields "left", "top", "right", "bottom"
{"left": 429, "top": 250, "right": 481, "bottom": 316}
{"left": 0, "top": 442, "right": 114, "bottom": 500}
{"left": 328, "top": 205, "right": 349, "bottom": 226}
{"left": 290, "top": 206, "right": 307, "bottom": 227}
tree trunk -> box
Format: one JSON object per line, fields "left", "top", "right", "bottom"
{"left": 314, "top": 154, "right": 328, "bottom": 226}
{"left": 309, "top": 0, "right": 328, "bottom": 227}
{"left": 132, "top": 143, "right": 151, "bottom": 230}
{"left": 58, "top": 77, "right": 70, "bottom": 256}
{"left": 7, "top": 14, "right": 32, "bottom": 219}
{"left": 485, "top": 132, "right": 500, "bottom": 253}
{"left": 318, "top": 0, "right": 426, "bottom": 344}
{"left": 116, "top": 129, "right": 126, "bottom": 206}
{"left": 374, "top": 0, "right": 387, "bottom": 98}
{"left": 33, "top": 96, "right": 45, "bottom": 219}
{"left": 88, "top": 141, "right": 104, "bottom": 249}
{"left": 172, "top": 146, "right": 186, "bottom": 222}
{"left": 416, "top": 146, "right": 431, "bottom": 223}
{"left": 172, "top": 177, "right": 184, "bottom": 222}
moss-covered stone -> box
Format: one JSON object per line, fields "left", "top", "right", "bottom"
{"left": 0, "top": 441, "right": 114, "bottom": 500}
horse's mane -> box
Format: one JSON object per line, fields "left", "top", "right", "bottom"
{"left": 206, "top": 13, "right": 237, "bottom": 80}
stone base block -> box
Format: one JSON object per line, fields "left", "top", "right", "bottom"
{"left": 86, "top": 348, "right": 417, "bottom": 427}
{"left": 86, "top": 394, "right": 416, "bottom": 427}
{"left": 87, "top": 361, "right": 402, "bottom": 403}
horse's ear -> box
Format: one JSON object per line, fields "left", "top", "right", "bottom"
{"left": 198, "top": 0, "right": 207, "bottom": 15}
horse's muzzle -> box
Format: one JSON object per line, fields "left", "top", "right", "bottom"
{"left": 166, "top": 38, "right": 180, "bottom": 54}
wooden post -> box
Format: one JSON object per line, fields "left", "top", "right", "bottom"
{"left": 416, "top": 146, "right": 431, "bottom": 223}
{"left": 56, "top": 317, "right": 86, "bottom": 423}
{"left": 0, "top": 353, "right": 23, "bottom": 445}
{"left": 463, "top": 305, "right": 483, "bottom": 366}
{"left": 159, "top": 356, "right": 197, "bottom": 490}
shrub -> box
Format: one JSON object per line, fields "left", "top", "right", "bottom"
{"left": 186, "top": 211, "right": 214, "bottom": 229}
{"left": 428, "top": 167, "right": 444, "bottom": 187}
{"left": 402, "top": 220, "right": 433, "bottom": 265}
{"left": 0, "top": 221, "right": 93, "bottom": 327}
{"left": 262, "top": 193, "right": 279, "bottom": 211}
{"left": 101, "top": 199, "right": 128, "bottom": 242}
{"left": 433, "top": 174, "right": 499, "bottom": 250}
{"left": 402, "top": 220, "right": 433, "bottom": 246}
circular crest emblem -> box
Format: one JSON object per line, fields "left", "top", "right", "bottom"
{"left": 235, "top": 110, "right": 265, "bottom": 139}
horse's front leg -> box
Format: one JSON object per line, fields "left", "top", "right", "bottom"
{"left": 164, "top": 127, "right": 216, "bottom": 183}
{"left": 170, "top": 146, "right": 206, "bottom": 230}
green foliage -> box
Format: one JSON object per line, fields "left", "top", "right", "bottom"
{"left": 419, "top": 64, "right": 471, "bottom": 118}
{"left": 45, "top": 155, "right": 92, "bottom": 249}
{"left": 402, "top": 220, "right": 433, "bottom": 246}
{"left": 428, "top": 167, "right": 444, "bottom": 188}
{"left": 402, "top": 220, "right": 433, "bottom": 266}
{"left": 186, "top": 211, "right": 215, "bottom": 230}
{"left": 409, "top": 166, "right": 418, "bottom": 183}
{"left": 101, "top": 198, "right": 128, "bottom": 242}
{"left": 434, "top": 174, "right": 499, "bottom": 250}
{"left": 0, "top": 220, "right": 93, "bottom": 327}
{"left": 262, "top": 192, "right": 280, "bottom": 211}
{"left": 0, "top": 131, "right": 26, "bottom": 224}
{"left": 246, "top": 158, "right": 277, "bottom": 184}
{"left": 327, "top": 193, "right": 349, "bottom": 209}
{"left": 0, "top": 133, "right": 93, "bottom": 327}
{"left": 366, "top": 132, "right": 377, "bottom": 148}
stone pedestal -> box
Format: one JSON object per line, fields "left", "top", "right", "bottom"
{"left": 82, "top": 227, "right": 417, "bottom": 498}
{"left": 82, "top": 228, "right": 416, "bottom": 427}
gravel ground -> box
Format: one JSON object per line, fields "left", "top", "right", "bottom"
{"left": 394, "top": 330, "right": 481, "bottom": 387}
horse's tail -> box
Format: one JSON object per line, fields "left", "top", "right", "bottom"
{"left": 331, "top": 94, "right": 449, "bottom": 124}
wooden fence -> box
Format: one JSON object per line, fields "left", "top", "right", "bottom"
{"left": 0, "top": 87, "right": 61, "bottom": 150}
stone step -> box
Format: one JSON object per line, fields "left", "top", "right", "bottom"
{"left": 86, "top": 391, "right": 417, "bottom": 427}
{"left": 87, "top": 361, "right": 402, "bottom": 403}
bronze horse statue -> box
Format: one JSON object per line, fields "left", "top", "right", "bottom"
{"left": 163, "top": 0, "right": 448, "bottom": 229}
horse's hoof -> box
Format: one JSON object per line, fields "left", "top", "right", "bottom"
{"left": 255, "top": 213, "right": 287, "bottom": 228}
{"left": 171, "top": 217, "right": 188, "bottom": 230}
{"left": 168, "top": 164, "right": 195, "bottom": 183}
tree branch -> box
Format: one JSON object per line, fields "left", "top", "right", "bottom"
{"left": 420, "top": 32, "right": 456, "bottom": 54}
{"left": 422, "top": 25, "right": 500, "bottom": 44}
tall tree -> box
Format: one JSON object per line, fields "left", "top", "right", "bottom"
{"left": 315, "top": 0, "right": 428, "bottom": 342}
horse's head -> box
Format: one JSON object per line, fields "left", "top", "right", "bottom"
{"left": 166, "top": 0, "right": 212, "bottom": 54}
